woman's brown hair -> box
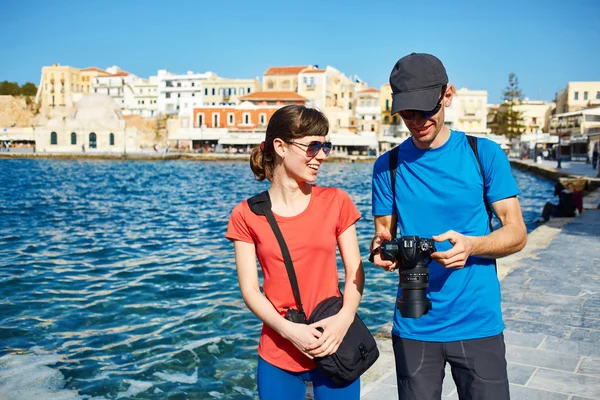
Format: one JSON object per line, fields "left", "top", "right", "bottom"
{"left": 250, "top": 105, "right": 329, "bottom": 181}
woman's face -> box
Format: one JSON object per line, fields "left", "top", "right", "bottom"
{"left": 280, "top": 135, "right": 330, "bottom": 184}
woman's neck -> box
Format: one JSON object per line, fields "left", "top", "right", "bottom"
{"left": 269, "top": 174, "right": 312, "bottom": 217}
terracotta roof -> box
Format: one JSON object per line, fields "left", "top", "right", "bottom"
{"left": 360, "top": 88, "right": 380, "bottom": 93}
{"left": 239, "top": 91, "right": 307, "bottom": 101}
{"left": 264, "top": 66, "right": 310, "bottom": 75}
{"left": 110, "top": 71, "right": 130, "bottom": 77}
{"left": 302, "top": 69, "right": 326, "bottom": 74}
{"left": 81, "top": 67, "right": 108, "bottom": 74}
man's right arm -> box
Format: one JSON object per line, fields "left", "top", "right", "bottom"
{"left": 371, "top": 215, "right": 397, "bottom": 272}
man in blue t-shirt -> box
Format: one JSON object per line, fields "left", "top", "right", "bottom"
{"left": 370, "top": 53, "right": 527, "bottom": 400}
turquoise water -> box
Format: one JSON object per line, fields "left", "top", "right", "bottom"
{"left": 0, "top": 159, "right": 554, "bottom": 399}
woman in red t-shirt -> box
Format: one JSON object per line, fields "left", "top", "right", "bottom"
{"left": 226, "top": 105, "right": 364, "bottom": 399}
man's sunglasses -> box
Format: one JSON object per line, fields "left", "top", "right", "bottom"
{"left": 287, "top": 140, "right": 333, "bottom": 157}
{"left": 399, "top": 87, "right": 447, "bottom": 120}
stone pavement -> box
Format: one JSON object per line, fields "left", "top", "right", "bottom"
{"left": 520, "top": 159, "right": 600, "bottom": 179}
{"left": 361, "top": 207, "right": 600, "bottom": 400}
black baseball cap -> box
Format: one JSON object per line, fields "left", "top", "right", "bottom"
{"left": 389, "top": 53, "right": 448, "bottom": 114}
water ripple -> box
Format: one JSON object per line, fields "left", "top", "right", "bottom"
{"left": 0, "top": 159, "right": 554, "bottom": 398}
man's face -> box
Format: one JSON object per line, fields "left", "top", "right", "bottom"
{"left": 400, "top": 85, "right": 453, "bottom": 149}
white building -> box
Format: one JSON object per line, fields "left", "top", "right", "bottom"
{"left": 92, "top": 66, "right": 138, "bottom": 111}
{"left": 156, "top": 69, "right": 214, "bottom": 115}
{"left": 34, "top": 94, "right": 140, "bottom": 153}
{"left": 128, "top": 76, "right": 159, "bottom": 117}
{"left": 355, "top": 88, "right": 381, "bottom": 134}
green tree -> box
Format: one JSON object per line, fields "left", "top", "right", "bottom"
{"left": 0, "top": 81, "right": 22, "bottom": 96}
{"left": 20, "top": 82, "right": 38, "bottom": 96}
{"left": 492, "top": 73, "right": 526, "bottom": 138}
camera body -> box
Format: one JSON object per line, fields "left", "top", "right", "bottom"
{"left": 380, "top": 236, "right": 436, "bottom": 319}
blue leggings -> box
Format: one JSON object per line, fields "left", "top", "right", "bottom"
{"left": 257, "top": 357, "right": 360, "bottom": 400}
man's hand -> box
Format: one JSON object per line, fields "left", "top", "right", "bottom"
{"left": 370, "top": 231, "right": 398, "bottom": 272}
{"left": 431, "top": 230, "right": 473, "bottom": 269}
{"left": 305, "top": 312, "right": 354, "bottom": 358}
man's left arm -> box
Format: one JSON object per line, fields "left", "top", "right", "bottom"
{"left": 432, "top": 196, "right": 527, "bottom": 269}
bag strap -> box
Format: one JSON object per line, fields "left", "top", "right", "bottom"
{"left": 247, "top": 191, "right": 305, "bottom": 316}
{"left": 466, "top": 135, "right": 494, "bottom": 233}
{"left": 388, "top": 145, "right": 400, "bottom": 239}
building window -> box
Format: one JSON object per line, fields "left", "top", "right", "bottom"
{"left": 177, "top": 82, "right": 181, "bottom": 87}
{"left": 166, "top": 93, "right": 171, "bottom": 99}
{"left": 228, "top": 113, "right": 234, "bottom": 125}
{"left": 51, "top": 131, "right": 57, "bottom": 145}
{"left": 385, "top": 99, "right": 389, "bottom": 111}
{"left": 392, "top": 115, "right": 398, "bottom": 124}
{"left": 584, "top": 92, "right": 588, "bottom": 101}
{"left": 247, "top": 87, "right": 251, "bottom": 94}
{"left": 89, "top": 132, "right": 97, "bottom": 148}
{"left": 109, "top": 133, "right": 115, "bottom": 146}
{"left": 267, "top": 80, "right": 274, "bottom": 89}
{"left": 240, "top": 88, "right": 245, "bottom": 96}
{"left": 197, "top": 113, "right": 204, "bottom": 127}
{"left": 574, "top": 91, "right": 579, "bottom": 100}
{"left": 71, "top": 132, "right": 77, "bottom": 145}
{"left": 243, "top": 113, "right": 251, "bottom": 124}
{"left": 205, "top": 88, "right": 208, "bottom": 96}
{"left": 212, "top": 113, "right": 220, "bottom": 127}
{"left": 191, "top": 82, "right": 195, "bottom": 87}
{"left": 259, "top": 113, "right": 266, "bottom": 126}
{"left": 384, "top": 116, "right": 389, "bottom": 124}
{"left": 371, "top": 124, "right": 375, "bottom": 132}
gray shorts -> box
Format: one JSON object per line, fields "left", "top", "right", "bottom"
{"left": 392, "top": 333, "right": 510, "bottom": 400}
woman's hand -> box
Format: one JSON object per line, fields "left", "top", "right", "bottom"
{"left": 280, "top": 321, "right": 323, "bottom": 359}
{"left": 305, "top": 311, "right": 354, "bottom": 358}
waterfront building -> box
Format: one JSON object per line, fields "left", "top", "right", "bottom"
{"left": 555, "top": 82, "right": 600, "bottom": 114}
{"left": 201, "top": 75, "right": 262, "bottom": 106}
{"left": 379, "top": 83, "right": 409, "bottom": 145}
{"left": 92, "top": 66, "right": 138, "bottom": 112}
{"left": 156, "top": 69, "right": 214, "bottom": 115}
{"left": 551, "top": 107, "right": 600, "bottom": 162}
{"left": 263, "top": 65, "right": 316, "bottom": 92}
{"left": 452, "top": 88, "right": 489, "bottom": 134}
{"left": 80, "top": 67, "right": 110, "bottom": 94}
{"left": 356, "top": 88, "right": 381, "bottom": 134}
{"left": 297, "top": 66, "right": 365, "bottom": 133}
{"left": 128, "top": 75, "right": 159, "bottom": 117}
{"left": 34, "top": 94, "right": 140, "bottom": 153}
{"left": 35, "top": 64, "right": 86, "bottom": 117}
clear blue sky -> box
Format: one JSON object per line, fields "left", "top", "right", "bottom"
{"left": 1, "top": 0, "right": 598, "bottom": 103}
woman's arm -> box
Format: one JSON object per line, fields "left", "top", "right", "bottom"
{"left": 233, "top": 240, "right": 322, "bottom": 358}
{"left": 306, "top": 224, "right": 364, "bottom": 357}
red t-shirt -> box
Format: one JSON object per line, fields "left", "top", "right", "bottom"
{"left": 226, "top": 186, "right": 361, "bottom": 372}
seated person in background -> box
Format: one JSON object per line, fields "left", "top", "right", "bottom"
{"left": 535, "top": 182, "right": 577, "bottom": 223}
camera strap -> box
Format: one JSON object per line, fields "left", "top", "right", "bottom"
{"left": 247, "top": 191, "right": 306, "bottom": 317}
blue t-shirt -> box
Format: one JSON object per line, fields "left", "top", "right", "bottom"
{"left": 372, "top": 130, "right": 519, "bottom": 342}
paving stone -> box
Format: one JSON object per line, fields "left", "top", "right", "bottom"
{"left": 361, "top": 383, "right": 397, "bottom": 400}
{"left": 569, "top": 328, "right": 600, "bottom": 345}
{"left": 508, "top": 384, "right": 569, "bottom": 400}
{"left": 528, "top": 368, "right": 600, "bottom": 398}
{"left": 540, "top": 335, "right": 600, "bottom": 358}
{"left": 504, "top": 318, "right": 574, "bottom": 339}
{"left": 507, "top": 362, "right": 537, "bottom": 385}
{"left": 578, "top": 357, "right": 600, "bottom": 376}
{"left": 503, "top": 330, "right": 547, "bottom": 348}
{"left": 505, "top": 344, "right": 581, "bottom": 371}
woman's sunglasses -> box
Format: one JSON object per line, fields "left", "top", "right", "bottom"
{"left": 287, "top": 140, "right": 333, "bottom": 157}
{"left": 399, "top": 87, "right": 447, "bottom": 120}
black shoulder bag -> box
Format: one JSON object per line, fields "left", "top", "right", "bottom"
{"left": 247, "top": 191, "right": 379, "bottom": 386}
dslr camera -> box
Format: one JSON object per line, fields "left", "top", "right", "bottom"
{"left": 378, "top": 236, "right": 436, "bottom": 318}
